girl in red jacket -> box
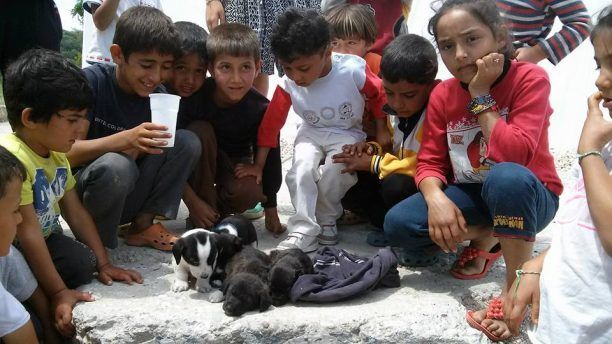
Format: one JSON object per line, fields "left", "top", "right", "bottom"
{"left": 383, "top": 0, "right": 562, "bottom": 341}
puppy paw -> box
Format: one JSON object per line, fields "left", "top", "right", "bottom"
{"left": 196, "top": 282, "right": 212, "bottom": 293}
{"left": 171, "top": 279, "right": 190, "bottom": 292}
{"left": 208, "top": 290, "right": 224, "bottom": 303}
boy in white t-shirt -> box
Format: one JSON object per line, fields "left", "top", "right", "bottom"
{"left": 503, "top": 7, "right": 612, "bottom": 343}
{"left": 235, "top": 8, "right": 386, "bottom": 252}
{"left": 83, "top": 0, "right": 161, "bottom": 65}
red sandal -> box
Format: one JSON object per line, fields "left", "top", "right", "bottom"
{"left": 450, "top": 243, "right": 502, "bottom": 280}
{"left": 466, "top": 297, "right": 506, "bottom": 341}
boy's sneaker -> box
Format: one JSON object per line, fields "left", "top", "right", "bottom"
{"left": 242, "top": 202, "right": 264, "bottom": 220}
{"left": 317, "top": 224, "right": 338, "bottom": 245}
{"left": 277, "top": 233, "right": 318, "bottom": 253}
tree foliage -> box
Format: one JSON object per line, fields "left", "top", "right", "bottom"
{"left": 61, "top": 30, "right": 83, "bottom": 67}
{"left": 72, "top": 0, "right": 85, "bottom": 24}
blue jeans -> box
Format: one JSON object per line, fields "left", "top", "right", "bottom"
{"left": 384, "top": 162, "right": 559, "bottom": 254}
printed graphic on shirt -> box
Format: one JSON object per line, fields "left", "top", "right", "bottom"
{"left": 447, "top": 107, "right": 508, "bottom": 183}
{"left": 32, "top": 167, "right": 68, "bottom": 234}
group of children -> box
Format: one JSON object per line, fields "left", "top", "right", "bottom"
{"left": 0, "top": 0, "right": 610, "bottom": 343}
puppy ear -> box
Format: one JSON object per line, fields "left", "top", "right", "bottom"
{"left": 259, "top": 289, "right": 272, "bottom": 312}
{"left": 233, "top": 235, "right": 243, "bottom": 248}
{"left": 222, "top": 277, "right": 232, "bottom": 295}
{"left": 172, "top": 239, "right": 184, "bottom": 265}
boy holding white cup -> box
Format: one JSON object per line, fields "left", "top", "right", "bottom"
{"left": 67, "top": 7, "right": 201, "bottom": 251}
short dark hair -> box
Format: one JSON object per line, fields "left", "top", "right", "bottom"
{"left": 3, "top": 49, "right": 92, "bottom": 130}
{"left": 206, "top": 23, "right": 260, "bottom": 63}
{"left": 591, "top": 5, "right": 612, "bottom": 43}
{"left": 325, "top": 4, "right": 378, "bottom": 44}
{"left": 428, "top": 0, "right": 514, "bottom": 60}
{"left": 175, "top": 21, "right": 208, "bottom": 63}
{"left": 271, "top": 8, "right": 331, "bottom": 63}
{"left": 380, "top": 34, "right": 438, "bottom": 84}
{"left": 0, "top": 146, "right": 26, "bottom": 199}
{"left": 113, "top": 6, "right": 181, "bottom": 60}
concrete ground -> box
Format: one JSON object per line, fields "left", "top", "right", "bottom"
{"left": 0, "top": 119, "right": 564, "bottom": 343}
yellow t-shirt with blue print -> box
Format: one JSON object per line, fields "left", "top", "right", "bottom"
{"left": 0, "top": 133, "right": 76, "bottom": 238}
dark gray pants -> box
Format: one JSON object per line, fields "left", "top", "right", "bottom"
{"left": 75, "top": 129, "right": 201, "bottom": 248}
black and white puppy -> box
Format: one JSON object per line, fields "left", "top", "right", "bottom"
{"left": 221, "top": 246, "right": 272, "bottom": 316}
{"left": 209, "top": 215, "right": 257, "bottom": 287}
{"left": 213, "top": 215, "right": 258, "bottom": 247}
{"left": 171, "top": 229, "right": 242, "bottom": 295}
{"left": 268, "top": 249, "right": 314, "bottom": 306}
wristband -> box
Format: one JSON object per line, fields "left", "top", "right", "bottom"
{"left": 467, "top": 94, "right": 498, "bottom": 116}
{"left": 577, "top": 150, "right": 602, "bottom": 164}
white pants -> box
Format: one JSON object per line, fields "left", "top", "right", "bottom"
{"left": 285, "top": 129, "right": 359, "bottom": 236}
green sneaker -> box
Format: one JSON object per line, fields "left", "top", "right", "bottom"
{"left": 242, "top": 202, "right": 264, "bottom": 220}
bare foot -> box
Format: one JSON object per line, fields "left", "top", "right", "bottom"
{"left": 469, "top": 308, "right": 513, "bottom": 341}
{"left": 451, "top": 236, "right": 500, "bottom": 276}
{"left": 264, "top": 207, "right": 286, "bottom": 237}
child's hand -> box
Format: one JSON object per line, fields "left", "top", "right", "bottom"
{"left": 234, "top": 163, "right": 263, "bottom": 184}
{"left": 578, "top": 91, "right": 612, "bottom": 153}
{"left": 97, "top": 263, "right": 143, "bottom": 286}
{"left": 121, "top": 122, "right": 172, "bottom": 155}
{"left": 468, "top": 52, "right": 505, "bottom": 96}
{"left": 206, "top": 0, "right": 225, "bottom": 30}
{"left": 331, "top": 151, "right": 371, "bottom": 173}
{"left": 504, "top": 263, "right": 542, "bottom": 335}
{"left": 341, "top": 142, "right": 375, "bottom": 156}
{"left": 52, "top": 289, "right": 95, "bottom": 338}
{"left": 426, "top": 192, "right": 467, "bottom": 253}
{"left": 514, "top": 45, "right": 547, "bottom": 64}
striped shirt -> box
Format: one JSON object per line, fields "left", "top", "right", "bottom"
{"left": 496, "top": 0, "right": 592, "bottom": 65}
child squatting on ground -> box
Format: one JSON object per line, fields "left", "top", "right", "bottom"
{"left": 332, "top": 33, "right": 440, "bottom": 244}
{"left": 383, "top": 0, "right": 562, "bottom": 340}
{"left": 237, "top": 8, "right": 387, "bottom": 253}
{"left": 0, "top": 49, "right": 143, "bottom": 341}
{"left": 503, "top": 7, "right": 612, "bottom": 343}
{"left": 168, "top": 21, "right": 285, "bottom": 235}
{"left": 68, "top": 6, "right": 201, "bottom": 252}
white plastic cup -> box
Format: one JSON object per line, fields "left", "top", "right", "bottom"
{"left": 149, "top": 93, "right": 181, "bottom": 147}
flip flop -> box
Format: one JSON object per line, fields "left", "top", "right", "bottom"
{"left": 366, "top": 231, "right": 390, "bottom": 247}
{"left": 125, "top": 223, "right": 178, "bottom": 251}
{"left": 465, "top": 298, "right": 506, "bottom": 342}
{"left": 450, "top": 243, "right": 502, "bottom": 280}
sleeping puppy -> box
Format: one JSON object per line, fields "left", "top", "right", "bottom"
{"left": 221, "top": 246, "right": 272, "bottom": 316}
{"left": 213, "top": 215, "right": 258, "bottom": 247}
{"left": 268, "top": 249, "right": 314, "bottom": 306}
{"left": 171, "top": 229, "right": 242, "bottom": 295}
